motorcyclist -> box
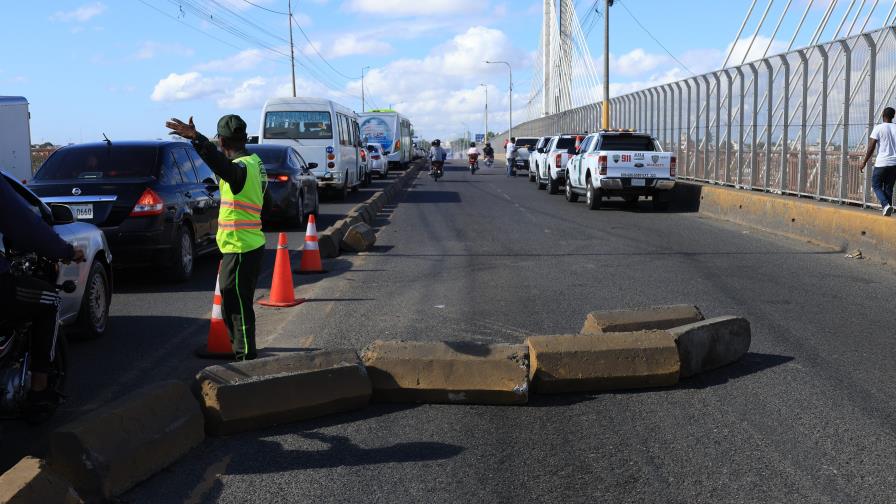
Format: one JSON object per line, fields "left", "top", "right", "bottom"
{"left": 0, "top": 174, "right": 85, "bottom": 409}
{"left": 467, "top": 142, "right": 480, "bottom": 171}
{"left": 429, "top": 139, "right": 447, "bottom": 176}
{"left": 483, "top": 142, "right": 495, "bottom": 159}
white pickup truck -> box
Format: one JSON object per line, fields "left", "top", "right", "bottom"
{"left": 535, "top": 134, "right": 584, "bottom": 194}
{"left": 509, "top": 137, "right": 539, "bottom": 173}
{"left": 564, "top": 130, "right": 676, "bottom": 210}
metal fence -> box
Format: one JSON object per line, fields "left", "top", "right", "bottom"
{"left": 502, "top": 25, "right": 896, "bottom": 208}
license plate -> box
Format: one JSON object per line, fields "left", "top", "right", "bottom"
{"left": 631, "top": 178, "right": 646, "bottom": 187}
{"left": 69, "top": 204, "right": 93, "bottom": 220}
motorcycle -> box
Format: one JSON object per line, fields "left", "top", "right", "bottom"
{"left": 430, "top": 160, "right": 444, "bottom": 181}
{"left": 0, "top": 251, "right": 73, "bottom": 424}
{"left": 468, "top": 153, "right": 480, "bottom": 174}
{"left": 484, "top": 155, "right": 494, "bottom": 169}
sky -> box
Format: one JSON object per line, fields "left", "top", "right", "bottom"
{"left": 1, "top": 0, "right": 891, "bottom": 144}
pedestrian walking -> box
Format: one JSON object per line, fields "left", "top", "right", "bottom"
{"left": 862, "top": 107, "right": 896, "bottom": 216}
{"left": 506, "top": 137, "right": 517, "bottom": 177}
{"left": 165, "top": 114, "right": 266, "bottom": 360}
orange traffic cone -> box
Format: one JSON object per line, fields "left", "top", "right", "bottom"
{"left": 295, "top": 214, "right": 326, "bottom": 274}
{"left": 259, "top": 232, "right": 305, "bottom": 307}
{"left": 196, "top": 261, "right": 235, "bottom": 359}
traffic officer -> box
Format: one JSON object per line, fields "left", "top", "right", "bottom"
{"left": 165, "top": 115, "right": 266, "bottom": 360}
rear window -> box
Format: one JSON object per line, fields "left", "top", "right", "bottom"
{"left": 264, "top": 111, "right": 333, "bottom": 140}
{"left": 515, "top": 138, "right": 538, "bottom": 147}
{"left": 600, "top": 135, "right": 657, "bottom": 151}
{"left": 555, "top": 137, "right": 577, "bottom": 149}
{"left": 33, "top": 146, "right": 159, "bottom": 180}
{"left": 247, "top": 148, "right": 285, "bottom": 167}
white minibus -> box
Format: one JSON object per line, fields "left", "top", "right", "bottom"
{"left": 260, "top": 97, "right": 363, "bottom": 199}
{"left": 358, "top": 110, "right": 413, "bottom": 173}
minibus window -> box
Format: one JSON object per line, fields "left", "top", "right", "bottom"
{"left": 264, "top": 111, "right": 333, "bottom": 139}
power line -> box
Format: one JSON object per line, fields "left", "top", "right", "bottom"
{"left": 290, "top": 16, "right": 358, "bottom": 80}
{"left": 616, "top": 0, "right": 694, "bottom": 76}
{"left": 240, "top": 0, "right": 288, "bottom": 15}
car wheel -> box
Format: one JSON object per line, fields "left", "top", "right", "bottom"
{"left": 337, "top": 180, "right": 348, "bottom": 200}
{"left": 75, "top": 259, "right": 110, "bottom": 338}
{"left": 537, "top": 175, "right": 547, "bottom": 190}
{"left": 168, "top": 225, "right": 194, "bottom": 281}
{"left": 547, "top": 175, "right": 559, "bottom": 194}
{"left": 586, "top": 178, "right": 602, "bottom": 210}
{"left": 565, "top": 181, "right": 579, "bottom": 202}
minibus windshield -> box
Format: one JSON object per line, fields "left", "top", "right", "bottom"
{"left": 264, "top": 111, "right": 333, "bottom": 140}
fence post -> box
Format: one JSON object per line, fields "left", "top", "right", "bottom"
{"left": 838, "top": 40, "right": 851, "bottom": 203}
{"left": 686, "top": 80, "right": 693, "bottom": 177}
{"left": 725, "top": 70, "right": 733, "bottom": 185}
{"left": 748, "top": 63, "right": 759, "bottom": 188}
{"left": 675, "top": 82, "right": 684, "bottom": 162}
{"left": 817, "top": 46, "right": 828, "bottom": 198}
{"left": 701, "top": 75, "right": 711, "bottom": 180}
{"left": 735, "top": 67, "right": 745, "bottom": 188}
{"left": 712, "top": 73, "right": 721, "bottom": 183}
{"left": 763, "top": 59, "right": 773, "bottom": 191}
{"left": 797, "top": 50, "right": 808, "bottom": 195}
{"left": 779, "top": 55, "right": 790, "bottom": 194}
{"left": 863, "top": 33, "right": 877, "bottom": 208}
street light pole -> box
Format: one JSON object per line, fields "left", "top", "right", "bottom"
{"left": 480, "top": 83, "right": 488, "bottom": 143}
{"left": 602, "top": 0, "right": 613, "bottom": 129}
{"left": 288, "top": 0, "right": 296, "bottom": 97}
{"left": 485, "top": 60, "right": 512, "bottom": 141}
{"left": 361, "top": 66, "right": 371, "bottom": 112}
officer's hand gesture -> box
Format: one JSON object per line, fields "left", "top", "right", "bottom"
{"left": 166, "top": 116, "right": 198, "bottom": 140}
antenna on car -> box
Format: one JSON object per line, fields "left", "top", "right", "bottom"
{"left": 102, "top": 133, "right": 112, "bottom": 146}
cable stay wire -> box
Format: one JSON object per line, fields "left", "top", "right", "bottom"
{"left": 290, "top": 16, "right": 359, "bottom": 81}
{"left": 616, "top": 0, "right": 694, "bottom": 76}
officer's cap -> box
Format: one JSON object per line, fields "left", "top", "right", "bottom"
{"left": 217, "top": 114, "right": 248, "bottom": 141}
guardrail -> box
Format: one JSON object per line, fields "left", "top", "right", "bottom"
{"left": 498, "top": 25, "right": 896, "bottom": 208}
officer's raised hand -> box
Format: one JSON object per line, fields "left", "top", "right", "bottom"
{"left": 165, "top": 116, "right": 198, "bottom": 140}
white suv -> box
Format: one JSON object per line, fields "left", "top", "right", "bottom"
{"left": 535, "top": 134, "right": 584, "bottom": 194}
{"left": 527, "top": 136, "right": 553, "bottom": 182}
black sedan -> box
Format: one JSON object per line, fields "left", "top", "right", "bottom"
{"left": 247, "top": 144, "right": 320, "bottom": 228}
{"left": 28, "top": 140, "right": 220, "bottom": 281}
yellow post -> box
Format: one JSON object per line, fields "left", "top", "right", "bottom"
{"left": 602, "top": 99, "right": 610, "bottom": 129}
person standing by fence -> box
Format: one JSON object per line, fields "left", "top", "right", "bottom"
{"left": 862, "top": 107, "right": 896, "bottom": 216}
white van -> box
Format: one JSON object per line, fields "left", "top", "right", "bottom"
{"left": 260, "top": 97, "right": 363, "bottom": 199}
{"left": 358, "top": 110, "right": 413, "bottom": 172}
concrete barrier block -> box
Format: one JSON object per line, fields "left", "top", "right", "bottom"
{"left": 344, "top": 211, "right": 364, "bottom": 227}
{"left": 667, "top": 316, "right": 751, "bottom": 378}
{"left": 361, "top": 340, "right": 530, "bottom": 405}
{"left": 581, "top": 305, "right": 705, "bottom": 334}
{"left": 318, "top": 230, "right": 341, "bottom": 259}
{"left": 197, "top": 349, "right": 371, "bottom": 436}
{"left": 0, "top": 457, "right": 82, "bottom": 504}
{"left": 49, "top": 380, "right": 203, "bottom": 499}
{"left": 527, "top": 332, "right": 680, "bottom": 394}
{"left": 341, "top": 222, "right": 377, "bottom": 252}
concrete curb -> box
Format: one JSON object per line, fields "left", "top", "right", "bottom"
{"left": 581, "top": 305, "right": 705, "bottom": 334}
{"left": 361, "top": 340, "right": 530, "bottom": 405}
{"left": 668, "top": 316, "right": 751, "bottom": 378}
{"left": 526, "top": 332, "right": 681, "bottom": 394}
{"left": 196, "top": 350, "right": 372, "bottom": 436}
{"left": 49, "top": 380, "right": 204, "bottom": 499}
{"left": 0, "top": 456, "right": 82, "bottom": 504}
{"left": 319, "top": 162, "right": 421, "bottom": 258}
{"left": 675, "top": 181, "right": 896, "bottom": 264}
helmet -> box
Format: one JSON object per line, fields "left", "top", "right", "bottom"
{"left": 432, "top": 139, "right": 441, "bottom": 146}
{"left": 470, "top": 142, "right": 476, "bottom": 148}
{"left": 485, "top": 142, "right": 491, "bottom": 147}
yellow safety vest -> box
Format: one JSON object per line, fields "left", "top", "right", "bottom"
{"left": 217, "top": 154, "right": 266, "bottom": 254}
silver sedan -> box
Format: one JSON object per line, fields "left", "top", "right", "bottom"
{"left": 3, "top": 172, "right": 113, "bottom": 338}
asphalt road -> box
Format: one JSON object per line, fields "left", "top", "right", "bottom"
{"left": 11, "top": 157, "right": 896, "bottom": 503}
{"left": 0, "top": 167, "right": 410, "bottom": 475}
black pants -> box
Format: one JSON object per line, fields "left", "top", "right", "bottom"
{"left": 0, "top": 273, "right": 59, "bottom": 373}
{"left": 219, "top": 246, "right": 264, "bottom": 360}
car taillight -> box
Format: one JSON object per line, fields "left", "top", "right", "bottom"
{"left": 372, "top": 155, "right": 381, "bottom": 159}
{"left": 598, "top": 155, "right": 608, "bottom": 176}
{"left": 327, "top": 153, "right": 335, "bottom": 161}
{"left": 327, "top": 162, "right": 335, "bottom": 168}
{"left": 130, "top": 188, "right": 164, "bottom": 217}
{"left": 360, "top": 149, "right": 367, "bottom": 161}
{"left": 268, "top": 174, "right": 289, "bottom": 182}
{"left": 555, "top": 154, "right": 562, "bottom": 168}
{"left": 395, "top": 140, "right": 401, "bottom": 150}
{"left": 670, "top": 156, "right": 677, "bottom": 177}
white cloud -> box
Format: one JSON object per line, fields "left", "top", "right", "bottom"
{"left": 150, "top": 72, "right": 228, "bottom": 102}
{"left": 134, "top": 42, "right": 195, "bottom": 60}
{"left": 304, "top": 35, "right": 391, "bottom": 59}
{"left": 50, "top": 2, "right": 106, "bottom": 22}
{"left": 194, "top": 49, "right": 266, "bottom": 72}
{"left": 724, "top": 36, "right": 787, "bottom": 67}
{"left": 613, "top": 49, "right": 668, "bottom": 77}
{"left": 342, "top": 0, "right": 481, "bottom": 16}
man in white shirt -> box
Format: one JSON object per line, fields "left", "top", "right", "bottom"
{"left": 862, "top": 107, "right": 896, "bottom": 216}
{"left": 505, "top": 137, "right": 516, "bottom": 177}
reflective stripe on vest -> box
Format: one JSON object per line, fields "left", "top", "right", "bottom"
{"left": 216, "top": 154, "right": 267, "bottom": 254}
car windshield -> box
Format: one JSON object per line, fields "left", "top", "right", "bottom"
{"left": 33, "top": 146, "right": 159, "bottom": 180}
{"left": 516, "top": 138, "right": 537, "bottom": 147}
{"left": 555, "top": 137, "right": 577, "bottom": 149}
{"left": 264, "top": 111, "right": 333, "bottom": 140}
{"left": 247, "top": 148, "right": 285, "bottom": 167}
{"left": 600, "top": 135, "right": 657, "bottom": 151}
{"left": 366, "top": 145, "right": 379, "bottom": 152}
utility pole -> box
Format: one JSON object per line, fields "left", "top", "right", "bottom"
{"left": 485, "top": 60, "right": 512, "bottom": 141}
{"left": 480, "top": 83, "right": 488, "bottom": 143}
{"left": 361, "top": 66, "right": 370, "bottom": 112}
{"left": 602, "top": 0, "right": 613, "bottom": 129}
{"left": 288, "top": 0, "right": 296, "bottom": 97}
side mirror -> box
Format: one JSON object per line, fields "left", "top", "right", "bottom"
{"left": 537, "top": 147, "right": 545, "bottom": 154}
{"left": 203, "top": 177, "right": 218, "bottom": 191}
{"left": 50, "top": 204, "right": 75, "bottom": 224}
{"left": 307, "top": 162, "right": 318, "bottom": 169}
